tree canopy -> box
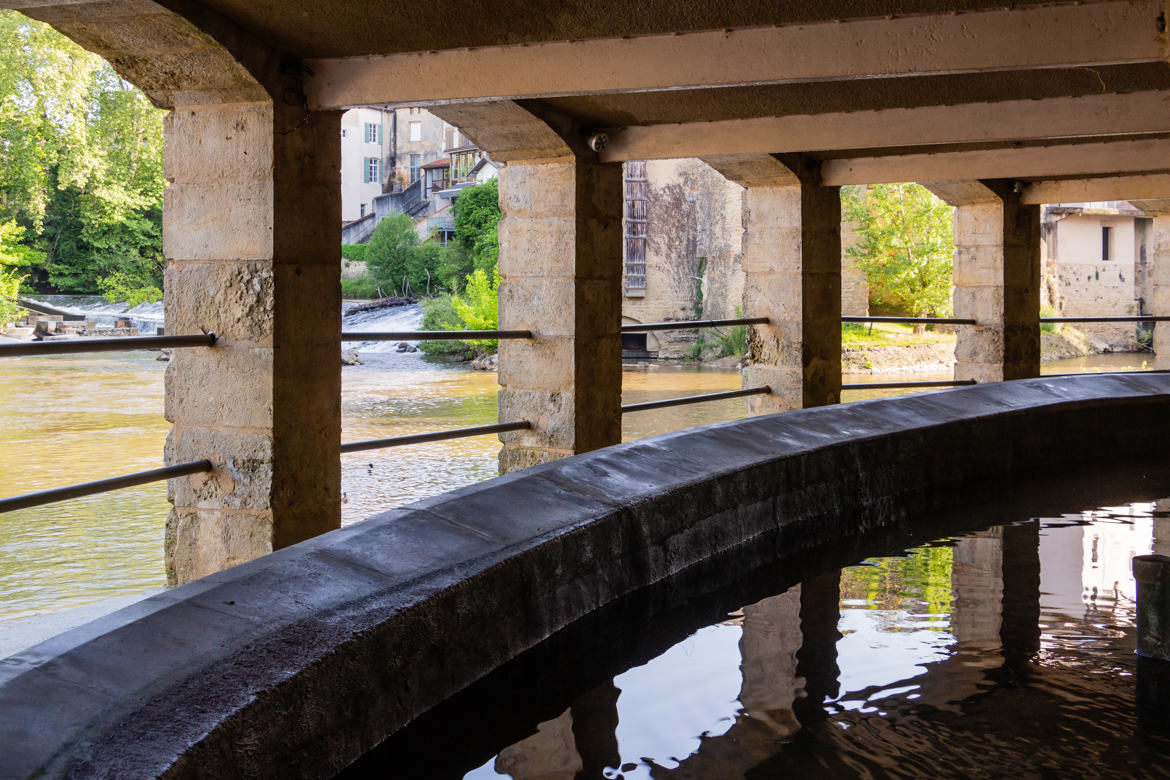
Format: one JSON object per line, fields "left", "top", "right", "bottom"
{"left": 0, "top": 10, "right": 165, "bottom": 302}
{"left": 842, "top": 183, "right": 955, "bottom": 320}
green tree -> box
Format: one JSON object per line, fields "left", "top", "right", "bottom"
{"left": 366, "top": 212, "right": 420, "bottom": 295}
{"left": 0, "top": 219, "right": 39, "bottom": 322}
{"left": 453, "top": 179, "right": 501, "bottom": 275}
{"left": 842, "top": 183, "right": 954, "bottom": 326}
{"left": 450, "top": 268, "right": 500, "bottom": 350}
{"left": 0, "top": 10, "right": 165, "bottom": 301}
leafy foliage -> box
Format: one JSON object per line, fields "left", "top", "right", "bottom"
{"left": 450, "top": 269, "right": 500, "bottom": 350}
{"left": 453, "top": 179, "right": 500, "bottom": 274}
{"left": 341, "top": 244, "right": 368, "bottom": 262}
{"left": 842, "top": 183, "right": 954, "bottom": 321}
{"left": 0, "top": 11, "right": 166, "bottom": 301}
{"left": 365, "top": 212, "right": 420, "bottom": 296}
{"left": 0, "top": 219, "right": 38, "bottom": 322}
{"left": 418, "top": 294, "right": 473, "bottom": 356}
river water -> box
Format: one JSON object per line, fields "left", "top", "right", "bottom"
{"left": 352, "top": 471, "right": 1170, "bottom": 779}
{"left": 0, "top": 300, "right": 1157, "bottom": 622}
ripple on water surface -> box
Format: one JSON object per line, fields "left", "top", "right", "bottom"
{"left": 353, "top": 491, "right": 1170, "bottom": 779}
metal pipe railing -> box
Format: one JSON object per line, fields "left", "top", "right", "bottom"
{"left": 341, "top": 330, "right": 531, "bottom": 342}
{"left": 0, "top": 333, "right": 216, "bottom": 357}
{"left": 842, "top": 379, "right": 977, "bottom": 391}
{"left": 621, "top": 386, "right": 771, "bottom": 414}
{"left": 842, "top": 315, "right": 977, "bottom": 325}
{"left": 0, "top": 460, "right": 213, "bottom": 514}
{"left": 1040, "top": 315, "right": 1170, "bottom": 323}
{"left": 340, "top": 420, "right": 532, "bottom": 454}
{"left": 1042, "top": 369, "right": 1170, "bottom": 378}
{"left": 621, "top": 317, "right": 769, "bottom": 333}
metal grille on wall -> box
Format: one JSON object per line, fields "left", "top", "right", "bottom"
{"left": 624, "top": 160, "right": 648, "bottom": 296}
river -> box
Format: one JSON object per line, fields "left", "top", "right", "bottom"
{"left": 0, "top": 299, "right": 1156, "bottom": 622}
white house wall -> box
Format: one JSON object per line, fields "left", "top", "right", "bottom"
{"left": 340, "top": 107, "right": 389, "bottom": 223}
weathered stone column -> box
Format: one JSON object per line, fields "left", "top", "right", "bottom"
{"left": 1150, "top": 214, "right": 1170, "bottom": 370}
{"left": 163, "top": 102, "right": 341, "bottom": 584}
{"left": 950, "top": 181, "right": 1041, "bottom": 382}
{"left": 739, "top": 156, "right": 841, "bottom": 413}
{"left": 496, "top": 156, "right": 623, "bottom": 472}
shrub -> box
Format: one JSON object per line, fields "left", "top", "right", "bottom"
{"left": 341, "top": 244, "right": 368, "bottom": 262}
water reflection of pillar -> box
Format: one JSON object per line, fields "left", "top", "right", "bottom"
{"left": 1154, "top": 499, "right": 1170, "bottom": 558}
{"left": 951, "top": 529, "right": 1004, "bottom": 652}
{"left": 794, "top": 572, "right": 842, "bottom": 726}
{"left": 1000, "top": 520, "right": 1042, "bottom": 678}
{"left": 495, "top": 709, "right": 583, "bottom": 780}
{"left": 739, "top": 588, "right": 804, "bottom": 738}
{"left": 570, "top": 681, "right": 621, "bottom": 779}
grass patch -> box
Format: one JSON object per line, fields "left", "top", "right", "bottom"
{"left": 841, "top": 321, "right": 955, "bottom": 347}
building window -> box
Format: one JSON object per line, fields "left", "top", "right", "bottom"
{"left": 360, "top": 203, "right": 366, "bottom": 217}
{"left": 1102, "top": 226, "right": 1113, "bottom": 262}
{"left": 409, "top": 154, "right": 421, "bottom": 182}
{"left": 364, "top": 123, "right": 381, "bottom": 144}
{"left": 363, "top": 157, "right": 380, "bottom": 184}
{"left": 409, "top": 122, "right": 422, "bottom": 142}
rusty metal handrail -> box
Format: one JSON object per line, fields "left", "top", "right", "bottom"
{"left": 842, "top": 316, "right": 977, "bottom": 325}
{"left": 1042, "top": 369, "right": 1170, "bottom": 378}
{"left": 621, "top": 317, "right": 769, "bottom": 333}
{"left": 0, "top": 333, "right": 216, "bottom": 357}
{"left": 0, "top": 460, "right": 213, "bottom": 514}
{"left": 341, "top": 330, "right": 531, "bottom": 341}
{"left": 842, "top": 379, "right": 977, "bottom": 391}
{"left": 621, "top": 386, "right": 771, "bottom": 414}
{"left": 1040, "top": 315, "right": 1170, "bottom": 323}
{"left": 340, "top": 421, "right": 532, "bottom": 454}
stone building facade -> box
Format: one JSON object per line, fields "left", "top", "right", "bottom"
{"left": 621, "top": 159, "right": 868, "bottom": 358}
{"left": 1042, "top": 202, "right": 1153, "bottom": 348}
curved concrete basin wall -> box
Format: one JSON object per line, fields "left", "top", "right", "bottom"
{"left": 2, "top": 374, "right": 1170, "bottom": 777}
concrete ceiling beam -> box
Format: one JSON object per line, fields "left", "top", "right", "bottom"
{"left": 598, "top": 90, "right": 1170, "bottom": 163}
{"left": 1022, "top": 175, "right": 1170, "bottom": 205}
{"left": 426, "top": 101, "right": 572, "bottom": 161}
{"left": 698, "top": 154, "right": 797, "bottom": 188}
{"left": 822, "top": 137, "right": 1170, "bottom": 186}
{"left": 920, "top": 180, "right": 1001, "bottom": 207}
{"left": 304, "top": 0, "right": 1165, "bottom": 110}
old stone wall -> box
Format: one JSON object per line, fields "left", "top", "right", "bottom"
{"left": 621, "top": 160, "right": 867, "bottom": 358}
{"left": 1049, "top": 211, "right": 1144, "bottom": 348}
{"left": 622, "top": 159, "right": 744, "bottom": 357}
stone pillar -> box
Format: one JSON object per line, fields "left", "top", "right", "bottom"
{"left": 163, "top": 102, "right": 342, "bottom": 584}
{"left": 496, "top": 156, "right": 624, "bottom": 472}
{"left": 952, "top": 182, "right": 1041, "bottom": 383}
{"left": 1151, "top": 215, "right": 1170, "bottom": 370}
{"left": 742, "top": 157, "right": 841, "bottom": 413}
